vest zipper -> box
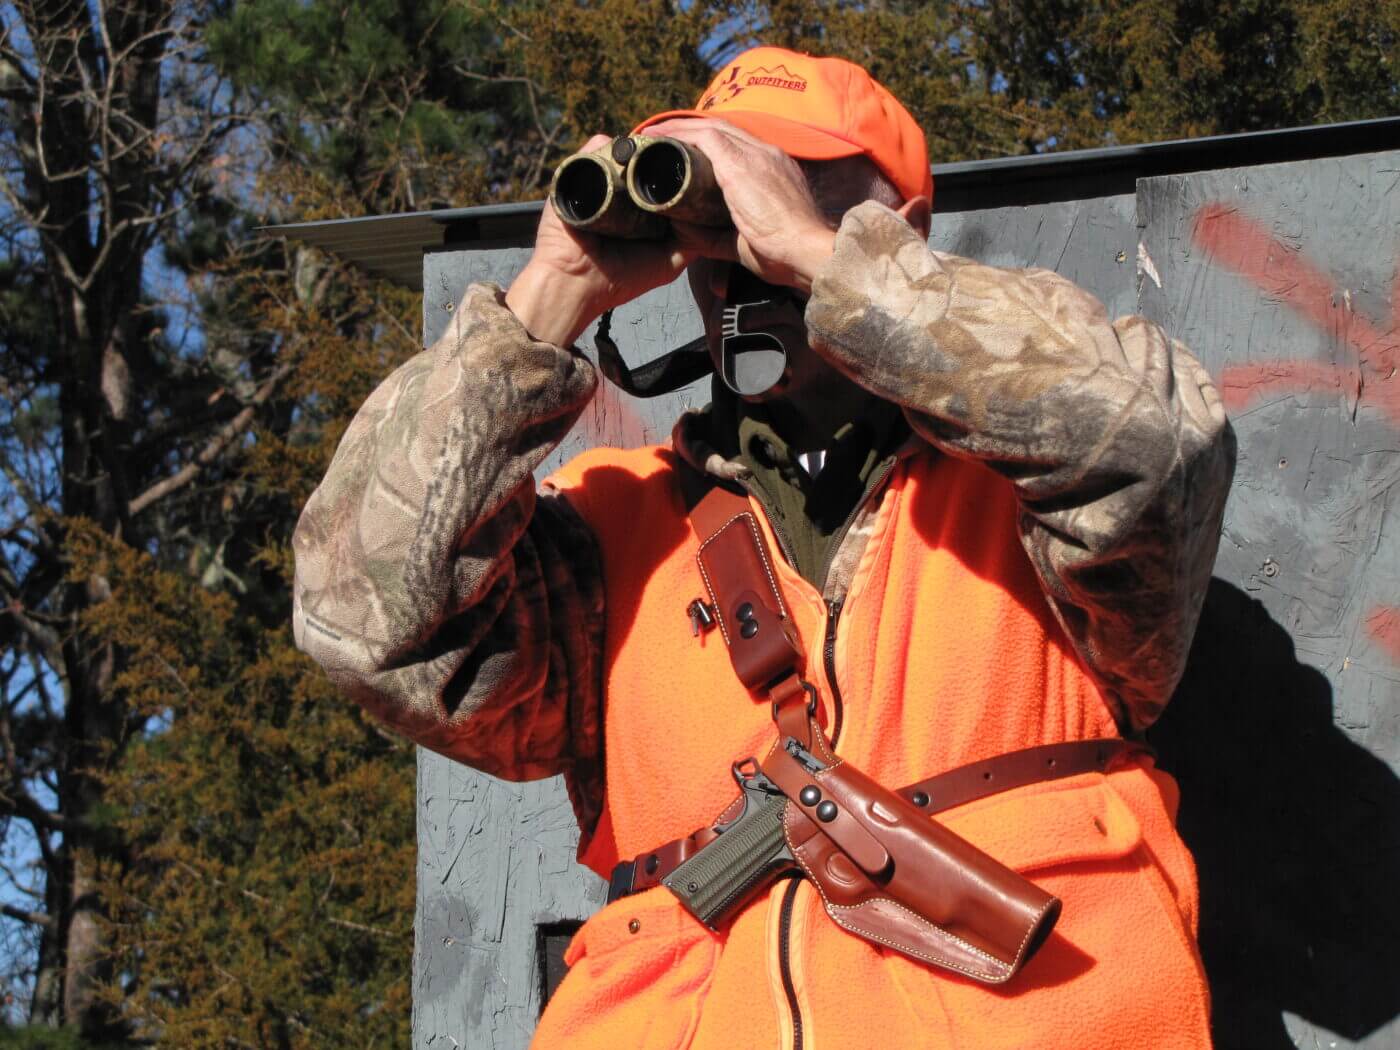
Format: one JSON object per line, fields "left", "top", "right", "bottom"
{"left": 778, "top": 877, "right": 804, "bottom": 1050}
{"left": 818, "top": 454, "right": 897, "bottom": 752}
{"left": 745, "top": 458, "right": 898, "bottom": 1050}
{"left": 815, "top": 454, "right": 898, "bottom": 598}
{"left": 824, "top": 598, "right": 845, "bottom": 748}
{"left": 738, "top": 481, "right": 799, "bottom": 571}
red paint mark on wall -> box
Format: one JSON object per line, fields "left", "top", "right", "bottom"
{"left": 1192, "top": 204, "right": 1400, "bottom": 667}
{"left": 1190, "top": 204, "right": 1399, "bottom": 424}
{"left": 577, "top": 378, "right": 652, "bottom": 449}
{"left": 1366, "top": 607, "right": 1400, "bottom": 663}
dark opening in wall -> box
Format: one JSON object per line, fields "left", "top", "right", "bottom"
{"left": 536, "top": 920, "right": 584, "bottom": 1012}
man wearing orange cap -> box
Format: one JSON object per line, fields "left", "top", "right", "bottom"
{"left": 293, "top": 46, "right": 1233, "bottom": 1049}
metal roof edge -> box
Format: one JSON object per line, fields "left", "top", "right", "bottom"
{"left": 928, "top": 116, "right": 1400, "bottom": 210}
{"left": 266, "top": 200, "right": 542, "bottom": 234}
{"left": 262, "top": 116, "right": 1400, "bottom": 287}
{"left": 931, "top": 116, "right": 1400, "bottom": 181}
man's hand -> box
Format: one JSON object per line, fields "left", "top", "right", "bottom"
{"left": 641, "top": 118, "right": 837, "bottom": 295}
{"left": 506, "top": 134, "right": 696, "bottom": 347}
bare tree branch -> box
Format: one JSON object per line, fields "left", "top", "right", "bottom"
{"left": 1, "top": 782, "right": 90, "bottom": 837}
{"left": 127, "top": 362, "right": 293, "bottom": 517}
{"left": 1, "top": 904, "right": 51, "bottom": 928}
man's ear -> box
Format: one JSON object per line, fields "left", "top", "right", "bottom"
{"left": 897, "top": 195, "right": 932, "bottom": 240}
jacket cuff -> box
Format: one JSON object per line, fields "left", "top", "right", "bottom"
{"left": 805, "top": 200, "right": 922, "bottom": 339}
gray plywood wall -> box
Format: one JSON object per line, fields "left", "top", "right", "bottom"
{"left": 1137, "top": 153, "right": 1400, "bottom": 1050}
{"left": 412, "top": 154, "right": 1400, "bottom": 1049}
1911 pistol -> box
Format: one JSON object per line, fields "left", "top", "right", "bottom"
{"left": 662, "top": 758, "right": 797, "bottom": 929}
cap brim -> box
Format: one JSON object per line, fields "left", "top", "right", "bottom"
{"left": 633, "top": 109, "right": 867, "bottom": 162}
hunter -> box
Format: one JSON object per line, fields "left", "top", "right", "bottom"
{"left": 292, "top": 46, "right": 1234, "bottom": 1049}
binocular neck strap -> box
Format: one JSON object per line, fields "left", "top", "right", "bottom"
{"left": 594, "top": 309, "right": 714, "bottom": 398}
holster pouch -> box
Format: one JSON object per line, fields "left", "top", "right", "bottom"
{"left": 764, "top": 743, "right": 1061, "bottom": 984}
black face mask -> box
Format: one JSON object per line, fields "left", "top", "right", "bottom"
{"left": 592, "top": 267, "right": 806, "bottom": 400}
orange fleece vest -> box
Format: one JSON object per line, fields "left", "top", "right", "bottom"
{"left": 537, "top": 444, "right": 1211, "bottom": 1050}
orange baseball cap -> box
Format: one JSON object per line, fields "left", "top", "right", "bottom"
{"left": 634, "top": 46, "right": 933, "bottom": 207}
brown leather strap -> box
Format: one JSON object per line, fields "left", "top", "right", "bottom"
{"left": 769, "top": 676, "right": 819, "bottom": 753}
{"left": 688, "top": 478, "right": 748, "bottom": 535}
{"left": 647, "top": 470, "right": 1150, "bottom": 924}
{"left": 607, "top": 737, "right": 1149, "bottom": 902}
{"left": 897, "top": 738, "right": 1151, "bottom": 813}
{"left": 691, "top": 486, "right": 805, "bottom": 690}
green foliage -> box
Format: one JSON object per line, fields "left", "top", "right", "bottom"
{"left": 736, "top": 0, "right": 1400, "bottom": 157}
{"left": 967, "top": 0, "right": 1400, "bottom": 149}
{"left": 0, "top": 1026, "right": 126, "bottom": 1049}
{"left": 207, "top": 0, "right": 501, "bottom": 212}
{"left": 70, "top": 295, "right": 419, "bottom": 1045}
{"left": 205, "top": 0, "right": 1400, "bottom": 213}
{"left": 475, "top": 0, "right": 724, "bottom": 177}
{"left": 754, "top": 0, "right": 1047, "bottom": 160}
{"left": 70, "top": 197, "right": 425, "bottom": 1042}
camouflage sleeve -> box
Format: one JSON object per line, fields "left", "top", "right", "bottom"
{"left": 805, "top": 201, "right": 1236, "bottom": 731}
{"left": 291, "top": 283, "right": 605, "bottom": 827}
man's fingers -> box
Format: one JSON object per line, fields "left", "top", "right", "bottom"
{"left": 668, "top": 242, "right": 702, "bottom": 273}
{"left": 643, "top": 117, "right": 763, "bottom": 150}
{"left": 640, "top": 119, "right": 757, "bottom": 172}
{"left": 641, "top": 122, "right": 724, "bottom": 160}
{"left": 637, "top": 233, "right": 702, "bottom": 276}
{"left": 642, "top": 117, "right": 726, "bottom": 140}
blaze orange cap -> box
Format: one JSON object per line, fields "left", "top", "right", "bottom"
{"left": 634, "top": 46, "right": 933, "bottom": 207}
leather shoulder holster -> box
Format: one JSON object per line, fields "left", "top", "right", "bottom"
{"left": 688, "top": 482, "right": 1067, "bottom": 984}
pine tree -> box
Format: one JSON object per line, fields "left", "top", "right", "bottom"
{"left": 0, "top": 0, "right": 255, "bottom": 1034}
{"left": 966, "top": 0, "right": 1400, "bottom": 149}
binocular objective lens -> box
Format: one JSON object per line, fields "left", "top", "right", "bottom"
{"left": 554, "top": 159, "right": 609, "bottom": 223}
{"left": 633, "top": 142, "right": 688, "bottom": 207}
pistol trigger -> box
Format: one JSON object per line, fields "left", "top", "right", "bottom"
{"left": 731, "top": 757, "right": 760, "bottom": 786}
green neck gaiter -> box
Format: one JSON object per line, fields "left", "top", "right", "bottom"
{"left": 709, "top": 381, "right": 906, "bottom": 588}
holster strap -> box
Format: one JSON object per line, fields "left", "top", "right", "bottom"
{"left": 607, "top": 736, "right": 1148, "bottom": 903}
{"left": 898, "top": 738, "right": 1151, "bottom": 813}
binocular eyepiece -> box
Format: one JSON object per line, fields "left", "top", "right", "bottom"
{"left": 550, "top": 135, "right": 729, "bottom": 239}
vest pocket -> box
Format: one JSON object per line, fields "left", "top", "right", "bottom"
{"left": 936, "top": 773, "right": 1145, "bottom": 872}
{"left": 882, "top": 774, "right": 1211, "bottom": 1048}
{"left": 536, "top": 888, "right": 720, "bottom": 1050}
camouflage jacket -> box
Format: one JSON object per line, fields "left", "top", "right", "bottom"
{"left": 292, "top": 201, "right": 1235, "bottom": 800}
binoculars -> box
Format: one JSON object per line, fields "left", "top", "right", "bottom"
{"left": 549, "top": 135, "right": 729, "bottom": 239}
{"left": 550, "top": 133, "right": 797, "bottom": 402}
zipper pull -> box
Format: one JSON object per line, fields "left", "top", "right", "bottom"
{"left": 688, "top": 598, "right": 716, "bottom": 637}
{"left": 825, "top": 598, "right": 843, "bottom": 654}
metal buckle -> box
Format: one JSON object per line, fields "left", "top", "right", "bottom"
{"left": 770, "top": 678, "right": 819, "bottom": 721}
{"left": 606, "top": 860, "right": 636, "bottom": 904}
{"left": 731, "top": 756, "right": 761, "bottom": 784}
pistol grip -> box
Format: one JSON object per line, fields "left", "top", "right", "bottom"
{"left": 663, "top": 792, "right": 793, "bottom": 929}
